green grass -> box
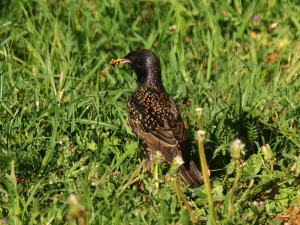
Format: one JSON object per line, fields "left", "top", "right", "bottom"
{"left": 0, "top": 0, "right": 299, "bottom": 224}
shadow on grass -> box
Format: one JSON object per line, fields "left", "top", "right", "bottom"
{"left": 187, "top": 107, "right": 296, "bottom": 178}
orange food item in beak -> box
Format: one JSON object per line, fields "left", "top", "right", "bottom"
{"left": 110, "top": 58, "right": 131, "bottom": 66}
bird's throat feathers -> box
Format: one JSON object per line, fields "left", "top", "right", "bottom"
{"left": 137, "top": 70, "right": 164, "bottom": 90}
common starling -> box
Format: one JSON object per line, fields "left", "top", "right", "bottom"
{"left": 111, "top": 49, "right": 203, "bottom": 188}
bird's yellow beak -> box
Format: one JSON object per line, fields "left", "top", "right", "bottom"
{"left": 110, "top": 58, "right": 131, "bottom": 66}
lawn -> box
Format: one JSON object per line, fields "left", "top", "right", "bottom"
{"left": 0, "top": 0, "right": 299, "bottom": 224}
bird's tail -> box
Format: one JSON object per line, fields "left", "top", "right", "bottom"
{"left": 178, "top": 161, "right": 204, "bottom": 188}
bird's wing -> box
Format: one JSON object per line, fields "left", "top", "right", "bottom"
{"left": 127, "top": 94, "right": 189, "bottom": 165}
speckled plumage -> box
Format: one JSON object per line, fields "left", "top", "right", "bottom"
{"left": 112, "top": 49, "right": 203, "bottom": 188}
{"left": 127, "top": 86, "right": 183, "bottom": 166}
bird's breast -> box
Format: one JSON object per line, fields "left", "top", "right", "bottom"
{"left": 127, "top": 87, "right": 171, "bottom": 131}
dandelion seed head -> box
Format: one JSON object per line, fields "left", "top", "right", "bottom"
{"left": 196, "top": 130, "right": 206, "bottom": 141}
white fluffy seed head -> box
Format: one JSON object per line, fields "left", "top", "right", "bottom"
{"left": 174, "top": 155, "right": 184, "bottom": 166}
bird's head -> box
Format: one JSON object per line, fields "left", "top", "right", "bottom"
{"left": 111, "top": 49, "right": 162, "bottom": 85}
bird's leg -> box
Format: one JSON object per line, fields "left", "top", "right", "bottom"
{"left": 139, "top": 140, "right": 153, "bottom": 173}
{"left": 139, "top": 141, "right": 161, "bottom": 190}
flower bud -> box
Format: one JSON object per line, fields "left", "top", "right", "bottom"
{"left": 195, "top": 107, "right": 204, "bottom": 117}
{"left": 230, "top": 139, "right": 245, "bottom": 160}
{"left": 169, "top": 156, "right": 184, "bottom": 177}
{"left": 261, "top": 144, "right": 274, "bottom": 161}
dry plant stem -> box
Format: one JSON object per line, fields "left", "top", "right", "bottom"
{"left": 79, "top": 217, "right": 85, "bottom": 225}
{"left": 199, "top": 115, "right": 203, "bottom": 130}
{"left": 174, "top": 179, "right": 198, "bottom": 223}
{"left": 290, "top": 154, "right": 300, "bottom": 171}
{"left": 271, "top": 161, "right": 274, "bottom": 173}
{"left": 230, "top": 161, "right": 240, "bottom": 216}
{"left": 198, "top": 118, "right": 218, "bottom": 224}
{"left": 99, "top": 167, "right": 110, "bottom": 183}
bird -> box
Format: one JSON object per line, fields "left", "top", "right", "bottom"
{"left": 111, "top": 49, "right": 203, "bottom": 188}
